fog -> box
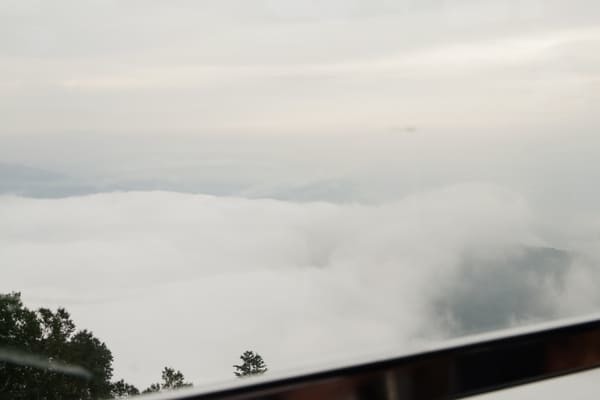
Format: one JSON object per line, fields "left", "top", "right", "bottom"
{"left": 2, "top": 183, "right": 599, "bottom": 388}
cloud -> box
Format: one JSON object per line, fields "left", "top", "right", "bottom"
{"left": 2, "top": 183, "right": 597, "bottom": 388}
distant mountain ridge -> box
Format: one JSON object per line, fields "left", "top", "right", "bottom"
{"left": 0, "top": 162, "right": 96, "bottom": 198}
{"left": 0, "top": 162, "right": 363, "bottom": 202}
{"left": 433, "top": 246, "right": 572, "bottom": 336}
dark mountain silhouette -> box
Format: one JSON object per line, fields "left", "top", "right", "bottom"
{"left": 434, "top": 246, "right": 571, "bottom": 335}
{"left": 0, "top": 163, "right": 96, "bottom": 198}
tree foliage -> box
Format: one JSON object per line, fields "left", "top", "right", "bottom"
{"left": 111, "top": 379, "right": 140, "bottom": 398}
{"left": 141, "top": 383, "right": 161, "bottom": 394}
{"left": 233, "top": 351, "right": 268, "bottom": 377}
{"left": 1, "top": 292, "right": 197, "bottom": 398}
{"left": 142, "top": 366, "right": 192, "bottom": 393}
{"left": 0, "top": 292, "right": 138, "bottom": 399}
{"left": 161, "top": 366, "right": 192, "bottom": 390}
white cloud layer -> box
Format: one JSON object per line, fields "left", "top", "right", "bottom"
{"left": 2, "top": 183, "right": 599, "bottom": 388}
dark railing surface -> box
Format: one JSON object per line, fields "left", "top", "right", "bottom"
{"left": 146, "top": 315, "right": 600, "bottom": 400}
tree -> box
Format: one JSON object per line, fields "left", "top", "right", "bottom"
{"left": 142, "top": 366, "right": 192, "bottom": 393}
{"left": 233, "top": 351, "right": 267, "bottom": 377}
{"left": 0, "top": 292, "right": 44, "bottom": 399}
{"left": 161, "top": 366, "right": 192, "bottom": 389}
{"left": 111, "top": 379, "right": 140, "bottom": 398}
{"left": 0, "top": 292, "right": 136, "bottom": 399}
{"left": 142, "top": 383, "right": 161, "bottom": 394}
{"left": 69, "top": 330, "right": 114, "bottom": 398}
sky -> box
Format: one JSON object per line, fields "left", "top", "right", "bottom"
{"left": 1, "top": 0, "right": 600, "bottom": 394}
{"left": 0, "top": 0, "right": 599, "bottom": 205}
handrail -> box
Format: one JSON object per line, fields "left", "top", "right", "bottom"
{"left": 146, "top": 316, "right": 600, "bottom": 399}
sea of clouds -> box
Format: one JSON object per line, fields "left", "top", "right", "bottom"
{"left": 1, "top": 183, "right": 600, "bottom": 388}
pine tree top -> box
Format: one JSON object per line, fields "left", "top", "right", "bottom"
{"left": 233, "top": 350, "right": 268, "bottom": 377}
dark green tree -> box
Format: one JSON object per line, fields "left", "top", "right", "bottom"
{"left": 142, "top": 366, "right": 192, "bottom": 393}
{"left": 69, "top": 330, "right": 114, "bottom": 398}
{"left": 233, "top": 351, "right": 267, "bottom": 377}
{"left": 142, "top": 383, "right": 161, "bottom": 394}
{"left": 0, "top": 292, "right": 44, "bottom": 399}
{"left": 0, "top": 292, "right": 136, "bottom": 399}
{"left": 111, "top": 379, "right": 140, "bottom": 398}
{"left": 161, "top": 366, "right": 192, "bottom": 389}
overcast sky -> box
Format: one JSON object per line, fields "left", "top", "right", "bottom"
{"left": 1, "top": 0, "right": 600, "bottom": 394}
{"left": 1, "top": 1, "right": 598, "bottom": 136}
{"left": 1, "top": 0, "right": 599, "bottom": 204}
